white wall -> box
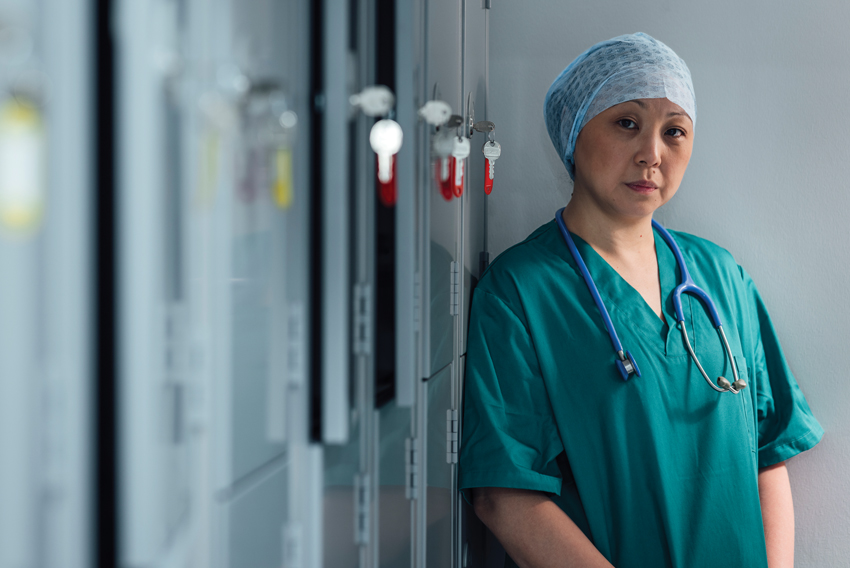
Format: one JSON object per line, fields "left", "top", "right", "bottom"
{"left": 489, "top": 2, "right": 847, "bottom": 565}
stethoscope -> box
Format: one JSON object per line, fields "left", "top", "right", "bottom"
{"left": 555, "top": 207, "right": 747, "bottom": 394}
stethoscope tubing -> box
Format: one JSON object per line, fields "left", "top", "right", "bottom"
{"left": 555, "top": 208, "right": 744, "bottom": 393}
{"left": 555, "top": 208, "right": 626, "bottom": 356}
{"left": 651, "top": 219, "right": 723, "bottom": 328}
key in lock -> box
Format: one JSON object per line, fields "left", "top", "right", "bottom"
{"left": 482, "top": 140, "right": 501, "bottom": 195}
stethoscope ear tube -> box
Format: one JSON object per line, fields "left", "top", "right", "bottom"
{"left": 679, "top": 321, "right": 747, "bottom": 393}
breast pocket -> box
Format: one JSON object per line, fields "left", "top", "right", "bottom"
{"left": 734, "top": 355, "right": 757, "bottom": 458}
{"left": 688, "top": 299, "right": 757, "bottom": 459}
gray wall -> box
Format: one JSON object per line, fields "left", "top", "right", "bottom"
{"left": 489, "top": 2, "right": 846, "bottom": 565}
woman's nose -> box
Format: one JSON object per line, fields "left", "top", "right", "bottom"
{"left": 634, "top": 132, "right": 662, "bottom": 168}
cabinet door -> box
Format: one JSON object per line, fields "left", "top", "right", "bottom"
{"left": 0, "top": 0, "right": 95, "bottom": 555}
{"left": 223, "top": 462, "right": 289, "bottom": 568}
{"left": 424, "top": 0, "right": 463, "bottom": 378}
{"left": 376, "top": 401, "right": 414, "bottom": 568}
{"left": 116, "top": 0, "right": 193, "bottom": 560}
{"left": 424, "top": 362, "right": 455, "bottom": 568}
{"left": 460, "top": 1, "right": 488, "bottom": 358}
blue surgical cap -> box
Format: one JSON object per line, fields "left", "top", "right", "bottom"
{"left": 544, "top": 32, "right": 696, "bottom": 180}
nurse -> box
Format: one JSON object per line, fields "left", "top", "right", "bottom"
{"left": 459, "top": 32, "right": 823, "bottom": 568}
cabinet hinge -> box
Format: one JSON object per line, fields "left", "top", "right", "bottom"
{"left": 413, "top": 271, "right": 422, "bottom": 332}
{"left": 354, "top": 473, "right": 370, "bottom": 546}
{"left": 163, "top": 303, "right": 187, "bottom": 445}
{"left": 353, "top": 283, "right": 372, "bottom": 356}
{"left": 446, "top": 409, "right": 459, "bottom": 463}
{"left": 287, "top": 303, "right": 306, "bottom": 388}
{"left": 405, "top": 438, "right": 419, "bottom": 500}
{"left": 283, "top": 522, "right": 303, "bottom": 568}
{"left": 449, "top": 261, "right": 460, "bottom": 316}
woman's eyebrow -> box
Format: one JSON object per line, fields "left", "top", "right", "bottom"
{"left": 625, "top": 100, "right": 687, "bottom": 118}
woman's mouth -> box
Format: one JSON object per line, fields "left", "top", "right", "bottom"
{"left": 625, "top": 180, "right": 658, "bottom": 194}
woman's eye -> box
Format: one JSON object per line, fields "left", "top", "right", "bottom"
{"left": 666, "top": 127, "right": 685, "bottom": 138}
{"left": 617, "top": 119, "right": 637, "bottom": 129}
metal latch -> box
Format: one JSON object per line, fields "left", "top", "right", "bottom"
{"left": 353, "top": 283, "right": 371, "bottom": 356}
{"left": 283, "top": 523, "right": 303, "bottom": 568}
{"left": 287, "top": 303, "right": 305, "bottom": 388}
{"left": 413, "top": 272, "right": 422, "bottom": 332}
{"left": 405, "top": 438, "right": 419, "bottom": 500}
{"left": 450, "top": 261, "right": 460, "bottom": 316}
{"left": 447, "top": 409, "right": 459, "bottom": 463}
{"left": 354, "top": 474, "right": 370, "bottom": 545}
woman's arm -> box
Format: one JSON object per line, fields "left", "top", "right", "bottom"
{"left": 758, "top": 461, "right": 794, "bottom": 568}
{"left": 473, "top": 487, "right": 614, "bottom": 568}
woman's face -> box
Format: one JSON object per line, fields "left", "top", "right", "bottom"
{"left": 572, "top": 97, "right": 694, "bottom": 222}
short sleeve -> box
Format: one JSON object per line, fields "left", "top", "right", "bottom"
{"left": 458, "top": 289, "right": 565, "bottom": 505}
{"left": 739, "top": 267, "right": 824, "bottom": 468}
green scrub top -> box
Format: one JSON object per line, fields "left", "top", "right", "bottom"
{"left": 459, "top": 218, "right": 823, "bottom": 568}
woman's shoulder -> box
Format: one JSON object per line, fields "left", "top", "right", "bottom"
{"left": 666, "top": 228, "right": 743, "bottom": 278}
{"left": 476, "top": 219, "right": 563, "bottom": 299}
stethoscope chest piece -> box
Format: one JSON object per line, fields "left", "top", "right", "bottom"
{"left": 616, "top": 350, "right": 641, "bottom": 381}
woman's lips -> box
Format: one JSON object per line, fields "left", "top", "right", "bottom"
{"left": 625, "top": 181, "right": 658, "bottom": 194}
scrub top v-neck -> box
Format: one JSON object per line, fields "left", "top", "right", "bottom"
{"left": 459, "top": 219, "right": 823, "bottom": 568}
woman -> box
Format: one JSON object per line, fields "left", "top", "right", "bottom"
{"left": 458, "top": 33, "right": 823, "bottom": 568}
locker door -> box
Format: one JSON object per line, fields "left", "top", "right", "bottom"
{"left": 460, "top": 2, "right": 488, "bottom": 358}
{"left": 423, "top": 0, "right": 463, "bottom": 379}
{"left": 189, "top": 0, "right": 305, "bottom": 565}
{"left": 219, "top": 463, "right": 289, "bottom": 568}
{"left": 458, "top": 5, "right": 488, "bottom": 566}
{"left": 213, "top": 0, "right": 290, "bottom": 493}
{"left": 318, "top": 0, "right": 371, "bottom": 566}
{"left": 0, "top": 0, "right": 94, "bottom": 563}
{"left": 376, "top": 400, "right": 414, "bottom": 568}
{"left": 116, "top": 0, "right": 196, "bottom": 562}
{"left": 421, "top": 362, "right": 455, "bottom": 568}
{"left": 275, "top": 0, "right": 318, "bottom": 565}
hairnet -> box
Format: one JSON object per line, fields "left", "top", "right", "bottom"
{"left": 544, "top": 32, "right": 696, "bottom": 180}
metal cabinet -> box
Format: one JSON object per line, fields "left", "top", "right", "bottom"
{"left": 0, "top": 0, "right": 95, "bottom": 567}
{"left": 112, "top": 0, "right": 494, "bottom": 566}
{"left": 220, "top": 462, "right": 290, "bottom": 568}
{"left": 116, "top": 0, "right": 194, "bottom": 560}
{"left": 423, "top": 0, "right": 464, "bottom": 379}
{"left": 423, "top": 363, "right": 455, "bottom": 568}
{"left": 117, "top": 0, "right": 313, "bottom": 564}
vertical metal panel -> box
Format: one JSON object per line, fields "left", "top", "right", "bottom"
{"left": 426, "top": 364, "right": 454, "bottom": 568}
{"left": 42, "top": 0, "right": 95, "bottom": 564}
{"left": 226, "top": 463, "right": 289, "bottom": 568}
{"left": 376, "top": 401, "right": 414, "bottom": 567}
{"left": 394, "top": 0, "right": 417, "bottom": 407}
{"left": 116, "top": 0, "right": 173, "bottom": 561}
{"left": 424, "top": 0, "right": 463, "bottom": 379}
{"left": 282, "top": 0, "right": 321, "bottom": 564}
{"left": 460, "top": 1, "right": 487, "bottom": 358}
{"left": 0, "top": 0, "right": 94, "bottom": 565}
{"left": 0, "top": 238, "right": 38, "bottom": 567}
{"left": 321, "top": 0, "right": 352, "bottom": 444}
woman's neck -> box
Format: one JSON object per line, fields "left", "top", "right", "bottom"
{"left": 562, "top": 194, "right": 665, "bottom": 322}
{"left": 562, "top": 199, "right": 656, "bottom": 260}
